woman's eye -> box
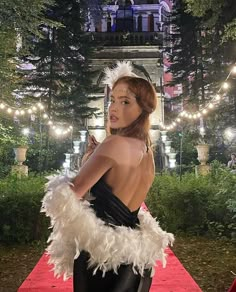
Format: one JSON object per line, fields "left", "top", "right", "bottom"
{"left": 121, "top": 100, "right": 129, "bottom": 105}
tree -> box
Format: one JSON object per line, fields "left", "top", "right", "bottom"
{"left": 183, "top": 0, "right": 236, "bottom": 41}
{"left": 182, "top": 0, "right": 236, "bottom": 143}
{"left": 23, "top": 0, "right": 100, "bottom": 128}
{"left": 164, "top": 0, "right": 208, "bottom": 113}
{"left": 0, "top": 0, "right": 57, "bottom": 101}
{"left": 164, "top": 0, "right": 236, "bottom": 161}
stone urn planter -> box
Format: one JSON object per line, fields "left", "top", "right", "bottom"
{"left": 195, "top": 144, "right": 210, "bottom": 176}
{"left": 14, "top": 146, "right": 28, "bottom": 165}
{"left": 196, "top": 144, "right": 209, "bottom": 165}
{"left": 168, "top": 152, "right": 177, "bottom": 168}
{"left": 12, "top": 146, "right": 29, "bottom": 177}
{"left": 73, "top": 140, "right": 81, "bottom": 154}
{"left": 164, "top": 140, "right": 172, "bottom": 154}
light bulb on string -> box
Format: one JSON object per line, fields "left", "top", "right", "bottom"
{"left": 208, "top": 103, "right": 214, "bottom": 109}
{"left": 215, "top": 94, "right": 221, "bottom": 101}
{"left": 152, "top": 64, "right": 236, "bottom": 133}
{"left": 37, "top": 102, "right": 43, "bottom": 108}
{"left": 0, "top": 100, "right": 73, "bottom": 138}
{"left": 55, "top": 128, "right": 63, "bottom": 135}
{"left": 232, "top": 66, "right": 236, "bottom": 74}
{"left": 222, "top": 82, "right": 229, "bottom": 89}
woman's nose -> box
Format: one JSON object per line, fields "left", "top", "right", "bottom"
{"left": 109, "top": 102, "right": 117, "bottom": 112}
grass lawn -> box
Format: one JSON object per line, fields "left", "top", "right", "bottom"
{"left": 172, "top": 236, "right": 236, "bottom": 292}
{"left": 0, "top": 236, "right": 235, "bottom": 292}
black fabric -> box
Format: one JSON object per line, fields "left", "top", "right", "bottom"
{"left": 73, "top": 179, "right": 152, "bottom": 292}
{"left": 90, "top": 179, "right": 139, "bottom": 228}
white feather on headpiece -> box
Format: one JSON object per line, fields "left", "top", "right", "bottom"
{"left": 103, "top": 61, "right": 138, "bottom": 89}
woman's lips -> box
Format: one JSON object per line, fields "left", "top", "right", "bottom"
{"left": 110, "top": 115, "right": 119, "bottom": 122}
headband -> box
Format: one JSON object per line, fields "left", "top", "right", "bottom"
{"left": 103, "top": 61, "right": 138, "bottom": 89}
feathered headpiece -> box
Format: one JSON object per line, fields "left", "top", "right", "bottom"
{"left": 103, "top": 61, "right": 138, "bottom": 89}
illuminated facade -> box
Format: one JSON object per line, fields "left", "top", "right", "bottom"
{"left": 86, "top": 0, "right": 173, "bottom": 144}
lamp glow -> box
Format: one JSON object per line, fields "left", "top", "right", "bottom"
{"left": 222, "top": 82, "right": 229, "bottom": 89}
{"left": 22, "top": 128, "right": 30, "bottom": 135}
{"left": 232, "top": 66, "right": 236, "bottom": 74}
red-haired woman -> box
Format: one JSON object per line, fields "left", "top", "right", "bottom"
{"left": 42, "top": 62, "right": 173, "bottom": 292}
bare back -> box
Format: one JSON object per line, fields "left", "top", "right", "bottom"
{"left": 103, "top": 136, "right": 155, "bottom": 211}
{"left": 72, "top": 135, "right": 155, "bottom": 212}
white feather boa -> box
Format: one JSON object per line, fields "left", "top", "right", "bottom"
{"left": 41, "top": 175, "right": 174, "bottom": 281}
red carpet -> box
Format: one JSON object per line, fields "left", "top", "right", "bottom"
{"left": 18, "top": 248, "right": 202, "bottom": 291}
{"left": 228, "top": 279, "right": 236, "bottom": 292}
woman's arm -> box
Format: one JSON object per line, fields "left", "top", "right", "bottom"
{"left": 71, "top": 136, "right": 116, "bottom": 197}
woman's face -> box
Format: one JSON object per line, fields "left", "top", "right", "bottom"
{"left": 108, "top": 82, "right": 142, "bottom": 129}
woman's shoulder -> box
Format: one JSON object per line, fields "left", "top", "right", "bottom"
{"left": 100, "top": 135, "right": 132, "bottom": 146}
{"left": 105, "top": 135, "right": 149, "bottom": 164}
{"left": 93, "top": 135, "right": 125, "bottom": 156}
{"left": 102, "top": 135, "right": 144, "bottom": 149}
{"left": 95, "top": 135, "right": 143, "bottom": 163}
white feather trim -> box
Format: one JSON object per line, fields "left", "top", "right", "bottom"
{"left": 41, "top": 176, "right": 174, "bottom": 281}
{"left": 102, "top": 61, "right": 138, "bottom": 89}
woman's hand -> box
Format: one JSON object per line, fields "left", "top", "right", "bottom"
{"left": 87, "top": 135, "right": 99, "bottom": 152}
{"left": 81, "top": 135, "right": 100, "bottom": 165}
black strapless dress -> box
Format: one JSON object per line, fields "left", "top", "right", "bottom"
{"left": 73, "top": 179, "right": 152, "bottom": 292}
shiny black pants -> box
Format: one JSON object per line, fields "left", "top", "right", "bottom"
{"left": 73, "top": 251, "right": 152, "bottom": 292}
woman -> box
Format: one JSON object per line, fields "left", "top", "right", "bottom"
{"left": 42, "top": 62, "right": 173, "bottom": 292}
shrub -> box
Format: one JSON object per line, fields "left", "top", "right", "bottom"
{"left": 146, "top": 169, "right": 236, "bottom": 239}
{"left": 206, "top": 162, "right": 236, "bottom": 238}
{"left": 0, "top": 175, "right": 50, "bottom": 244}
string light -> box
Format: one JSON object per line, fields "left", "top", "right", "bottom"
{"left": 0, "top": 101, "right": 44, "bottom": 117}
{"left": 222, "top": 82, "right": 229, "bottom": 89}
{"left": 232, "top": 66, "right": 236, "bottom": 74}
{"left": 0, "top": 100, "right": 73, "bottom": 138}
{"left": 161, "top": 63, "right": 236, "bottom": 131}
{"left": 208, "top": 103, "right": 214, "bottom": 109}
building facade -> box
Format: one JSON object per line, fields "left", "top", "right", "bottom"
{"left": 86, "top": 0, "right": 173, "bottom": 145}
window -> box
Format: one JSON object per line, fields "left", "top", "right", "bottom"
{"left": 138, "top": 15, "right": 142, "bottom": 32}
{"left": 107, "top": 15, "right": 112, "bottom": 32}
{"left": 116, "top": 7, "right": 134, "bottom": 32}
